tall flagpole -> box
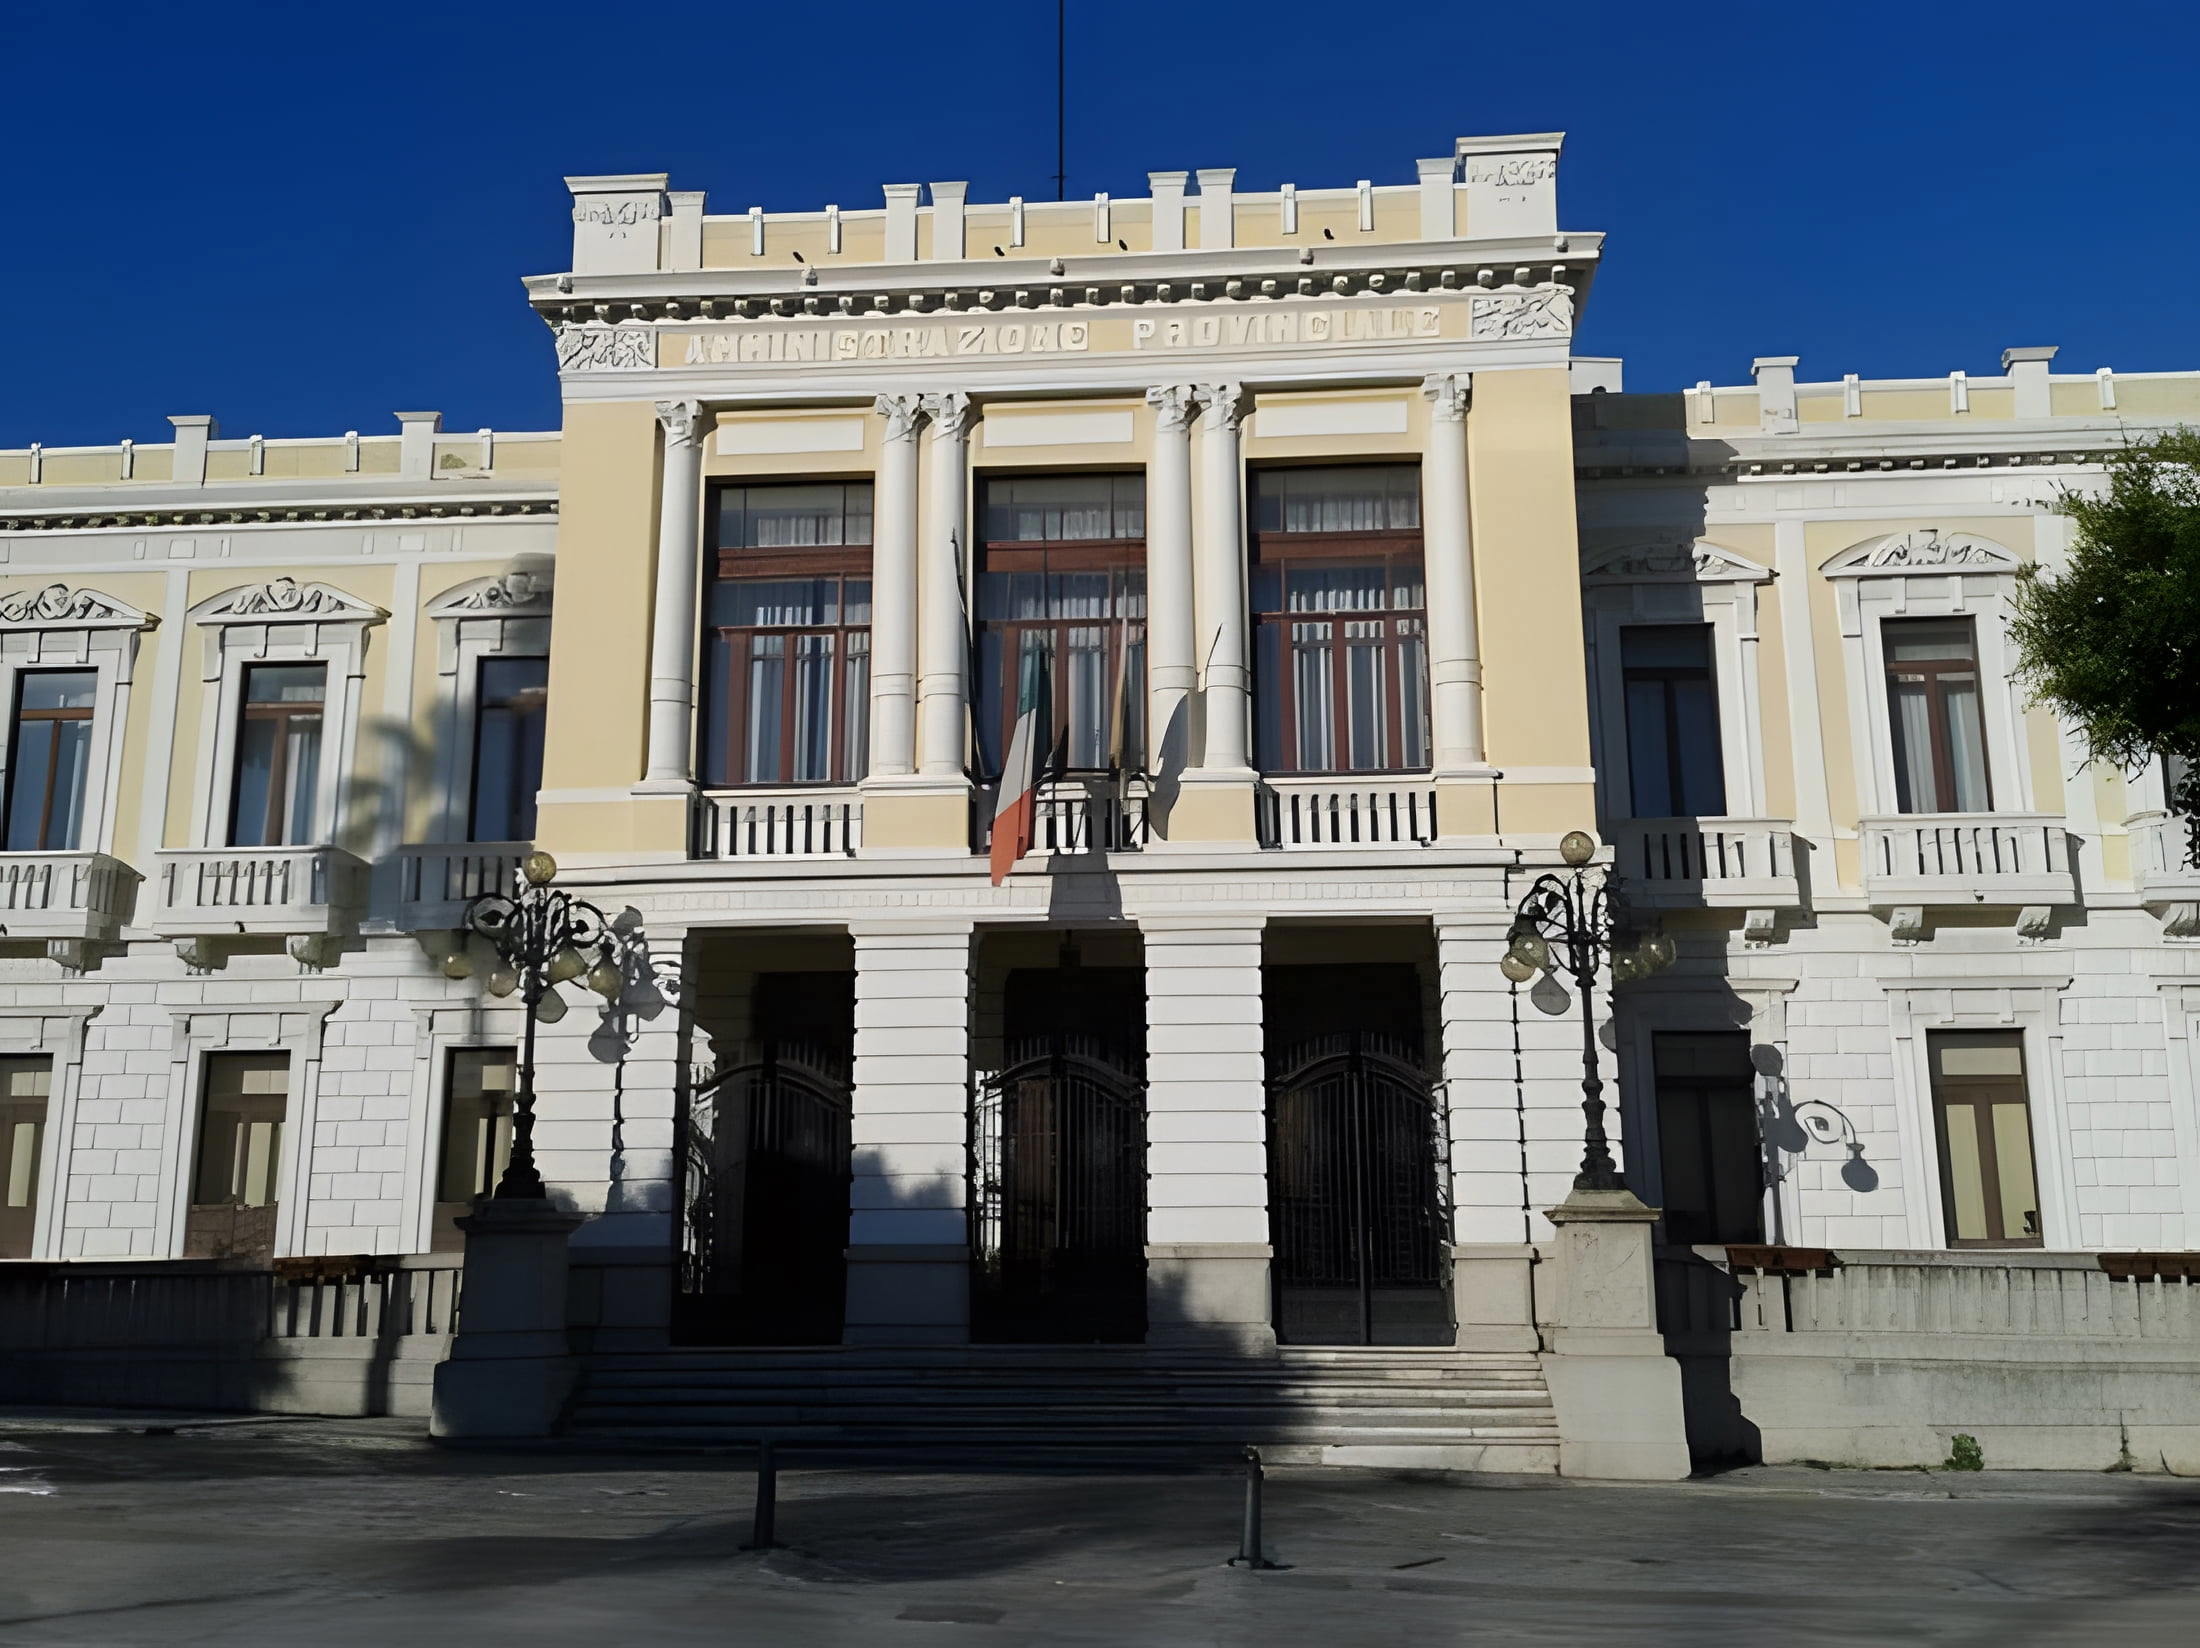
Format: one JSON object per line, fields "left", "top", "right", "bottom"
{"left": 1055, "top": 0, "right": 1066, "bottom": 201}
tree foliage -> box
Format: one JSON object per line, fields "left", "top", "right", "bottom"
{"left": 2009, "top": 428, "right": 2200, "bottom": 839}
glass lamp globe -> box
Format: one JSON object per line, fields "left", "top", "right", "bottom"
{"left": 440, "top": 950, "right": 474, "bottom": 981}
{"left": 1643, "top": 931, "right": 1678, "bottom": 971}
{"left": 522, "top": 851, "right": 559, "bottom": 887}
{"left": 1499, "top": 950, "right": 1537, "bottom": 983}
{"left": 1559, "top": 830, "right": 1597, "bottom": 867}
{"left": 1508, "top": 930, "right": 1550, "bottom": 971}
{"left": 586, "top": 960, "right": 623, "bottom": 1000}
{"left": 1611, "top": 951, "right": 1643, "bottom": 984}
{"left": 534, "top": 989, "right": 568, "bottom": 1025}
{"left": 547, "top": 945, "right": 587, "bottom": 984}
{"left": 486, "top": 966, "right": 519, "bottom": 999}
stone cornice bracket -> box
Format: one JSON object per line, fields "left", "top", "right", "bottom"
{"left": 654, "top": 398, "right": 705, "bottom": 450}
{"left": 1146, "top": 384, "right": 1200, "bottom": 432}
{"left": 1193, "top": 382, "right": 1249, "bottom": 432}
{"left": 874, "top": 393, "right": 927, "bottom": 444}
{"left": 919, "top": 391, "right": 974, "bottom": 441}
{"left": 1420, "top": 372, "right": 1471, "bottom": 422}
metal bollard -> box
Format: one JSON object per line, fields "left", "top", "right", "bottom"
{"left": 1227, "top": 1446, "right": 1280, "bottom": 1569}
{"left": 741, "top": 1439, "right": 780, "bottom": 1551}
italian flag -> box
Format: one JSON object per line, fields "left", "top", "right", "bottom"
{"left": 990, "top": 644, "right": 1052, "bottom": 885}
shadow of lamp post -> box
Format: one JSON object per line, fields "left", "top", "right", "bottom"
{"left": 1499, "top": 828, "right": 1693, "bottom": 1481}
{"left": 429, "top": 850, "right": 624, "bottom": 1441}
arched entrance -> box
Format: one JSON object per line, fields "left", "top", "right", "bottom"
{"left": 970, "top": 1034, "right": 1148, "bottom": 1342}
{"left": 1267, "top": 1032, "right": 1452, "bottom": 1345}
{"left": 675, "top": 1043, "right": 852, "bottom": 1344}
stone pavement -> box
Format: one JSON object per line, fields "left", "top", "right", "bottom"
{"left": 0, "top": 1413, "right": 2195, "bottom": 1646}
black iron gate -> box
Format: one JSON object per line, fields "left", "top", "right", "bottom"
{"left": 1267, "top": 1033, "right": 1452, "bottom": 1345}
{"left": 970, "top": 1035, "right": 1148, "bottom": 1342}
{"left": 675, "top": 1043, "right": 852, "bottom": 1345}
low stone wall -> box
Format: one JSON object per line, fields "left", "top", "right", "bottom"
{"left": 1659, "top": 1248, "right": 2200, "bottom": 1473}
{"left": 0, "top": 1256, "right": 461, "bottom": 1418}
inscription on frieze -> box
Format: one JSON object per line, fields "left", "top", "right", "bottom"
{"left": 1468, "top": 288, "right": 1574, "bottom": 339}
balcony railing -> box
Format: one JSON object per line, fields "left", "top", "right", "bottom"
{"left": 1859, "top": 813, "right": 2074, "bottom": 907}
{"left": 1257, "top": 776, "right": 1438, "bottom": 850}
{"left": 0, "top": 851, "right": 140, "bottom": 941}
{"left": 395, "top": 842, "right": 528, "bottom": 930}
{"left": 2127, "top": 810, "right": 2200, "bottom": 933}
{"left": 157, "top": 845, "right": 369, "bottom": 936}
{"left": 695, "top": 789, "right": 862, "bottom": 859}
{"left": 1609, "top": 817, "right": 1799, "bottom": 910}
{"left": 974, "top": 774, "right": 1150, "bottom": 857}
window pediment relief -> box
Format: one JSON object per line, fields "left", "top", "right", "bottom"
{"left": 0, "top": 582, "right": 154, "bottom": 629}
{"left": 424, "top": 570, "right": 554, "bottom": 620}
{"left": 190, "top": 576, "right": 387, "bottom": 626}
{"left": 1821, "top": 529, "right": 2021, "bottom": 577}
{"left": 1582, "top": 540, "right": 1772, "bottom": 584}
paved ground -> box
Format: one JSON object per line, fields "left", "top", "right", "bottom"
{"left": 0, "top": 1413, "right": 2195, "bottom": 1646}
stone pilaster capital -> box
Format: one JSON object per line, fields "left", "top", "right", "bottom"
{"left": 874, "top": 392, "right": 927, "bottom": 444}
{"left": 1146, "top": 384, "right": 1200, "bottom": 433}
{"left": 653, "top": 398, "right": 706, "bottom": 451}
{"left": 919, "top": 391, "right": 974, "bottom": 442}
{"left": 1421, "top": 373, "right": 1472, "bottom": 422}
{"left": 1193, "top": 382, "right": 1249, "bottom": 433}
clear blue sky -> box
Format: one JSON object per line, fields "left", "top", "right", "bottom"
{"left": 6, "top": 0, "right": 2195, "bottom": 448}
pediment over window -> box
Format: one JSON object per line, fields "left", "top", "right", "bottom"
{"left": 1582, "top": 540, "right": 1772, "bottom": 583}
{"left": 189, "top": 577, "right": 386, "bottom": 625}
{"left": 0, "top": 582, "right": 154, "bottom": 629}
{"left": 424, "top": 570, "right": 554, "bottom": 620}
{"left": 1820, "top": 529, "right": 2022, "bottom": 576}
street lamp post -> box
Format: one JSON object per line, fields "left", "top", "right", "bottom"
{"left": 1499, "top": 829, "right": 1675, "bottom": 1193}
{"left": 448, "top": 850, "right": 624, "bottom": 1201}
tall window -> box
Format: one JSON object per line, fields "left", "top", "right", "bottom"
{"left": 230, "top": 663, "right": 325, "bottom": 846}
{"left": 701, "top": 482, "right": 872, "bottom": 787}
{"left": 975, "top": 474, "right": 1146, "bottom": 775}
{"left": 1621, "top": 625, "right": 1726, "bottom": 817}
{"left": 4, "top": 670, "right": 95, "bottom": 851}
{"left": 1252, "top": 465, "right": 1429, "bottom": 774}
{"left": 471, "top": 658, "right": 547, "bottom": 841}
{"left": 0, "top": 1056, "right": 52, "bottom": 1259}
{"left": 1885, "top": 618, "right": 1990, "bottom": 813}
{"left": 1929, "top": 1031, "right": 2041, "bottom": 1249}
{"left": 186, "top": 1052, "right": 289, "bottom": 1260}
{"left": 433, "top": 1048, "right": 516, "bottom": 1250}
{"left": 1652, "top": 1033, "right": 1762, "bottom": 1245}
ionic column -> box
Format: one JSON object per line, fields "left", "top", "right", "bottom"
{"left": 1420, "top": 374, "right": 1486, "bottom": 771}
{"left": 867, "top": 394, "right": 926, "bottom": 778}
{"left": 1192, "top": 382, "right": 1251, "bottom": 772}
{"left": 844, "top": 920, "right": 973, "bottom": 1344}
{"left": 642, "top": 398, "right": 705, "bottom": 787}
{"left": 1142, "top": 916, "right": 1274, "bottom": 1351}
{"left": 917, "top": 391, "right": 973, "bottom": 778}
{"left": 1143, "top": 386, "right": 1199, "bottom": 783}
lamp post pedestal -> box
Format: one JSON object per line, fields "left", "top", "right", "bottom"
{"left": 1537, "top": 1186, "right": 1691, "bottom": 1480}
{"left": 430, "top": 1196, "right": 585, "bottom": 1440}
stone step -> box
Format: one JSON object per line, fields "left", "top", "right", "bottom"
{"left": 565, "top": 1421, "right": 1560, "bottom": 1447}
{"left": 577, "top": 1374, "right": 1550, "bottom": 1400}
{"left": 551, "top": 1434, "right": 1562, "bottom": 1475}
{"left": 571, "top": 1401, "right": 1553, "bottom": 1429}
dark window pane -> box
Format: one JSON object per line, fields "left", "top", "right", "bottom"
{"left": 1253, "top": 465, "right": 1422, "bottom": 534}
{"left": 981, "top": 473, "right": 1145, "bottom": 543}
{"left": 716, "top": 483, "right": 873, "bottom": 551}
{"left": 18, "top": 671, "right": 95, "bottom": 713}
{"left": 1653, "top": 1032, "right": 1761, "bottom": 1246}
{"left": 6, "top": 671, "right": 97, "bottom": 852}
{"left": 186, "top": 1053, "right": 289, "bottom": 1260}
{"left": 231, "top": 664, "right": 325, "bottom": 846}
{"left": 1883, "top": 617, "right": 1991, "bottom": 814}
{"left": 471, "top": 657, "right": 547, "bottom": 841}
{"left": 1620, "top": 624, "right": 1725, "bottom": 817}
{"left": 244, "top": 664, "right": 325, "bottom": 706}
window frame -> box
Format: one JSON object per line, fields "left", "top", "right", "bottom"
{"left": 1650, "top": 1030, "right": 1765, "bottom": 1247}
{"left": 228, "top": 662, "right": 329, "bottom": 848}
{"left": 0, "top": 1053, "right": 56, "bottom": 1261}
{"left": 1619, "top": 624, "right": 1728, "bottom": 820}
{"left": 3, "top": 669, "right": 98, "bottom": 852}
{"left": 1926, "top": 1029, "right": 2045, "bottom": 1250}
{"left": 701, "top": 479, "right": 875, "bottom": 790}
{"left": 424, "top": 570, "right": 554, "bottom": 845}
{"left": 0, "top": 584, "right": 153, "bottom": 860}
{"left": 432, "top": 1045, "right": 517, "bottom": 1251}
{"left": 1581, "top": 541, "right": 1772, "bottom": 824}
{"left": 1882, "top": 616, "right": 1992, "bottom": 814}
{"left": 975, "top": 471, "right": 1148, "bottom": 780}
{"left": 469, "top": 656, "right": 549, "bottom": 843}
{"left": 186, "top": 579, "right": 384, "bottom": 852}
{"left": 1249, "top": 463, "right": 1431, "bottom": 778}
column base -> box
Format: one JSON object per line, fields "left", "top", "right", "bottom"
{"left": 1434, "top": 766, "right": 1504, "bottom": 842}
{"left": 1144, "top": 1243, "right": 1277, "bottom": 1353}
{"left": 843, "top": 1242, "right": 970, "bottom": 1344}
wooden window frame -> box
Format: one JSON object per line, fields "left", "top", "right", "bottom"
{"left": 975, "top": 529, "right": 1148, "bottom": 780}
{"left": 228, "top": 664, "right": 327, "bottom": 848}
{"left": 1928, "top": 1031, "right": 2043, "bottom": 1250}
{"left": 1251, "top": 529, "right": 1429, "bottom": 778}
{"left": 1884, "top": 617, "right": 1992, "bottom": 814}
{"left": 3, "top": 670, "right": 96, "bottom": 852}
{"left": 1620, "top": 624, "right": 1726, "bottom": 819}
{"left": 468, "top": 655, "right": 548, "bottom": 842}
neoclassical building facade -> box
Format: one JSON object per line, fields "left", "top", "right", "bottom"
{"left": 0, "top": 133, "right": 2194, "bottom": 1403}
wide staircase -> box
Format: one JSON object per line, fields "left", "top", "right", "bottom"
{"left": 565, "top": 1346, "right": 1558, "bottom": 1471}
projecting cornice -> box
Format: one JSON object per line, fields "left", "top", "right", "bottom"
{"left": 0, "top": 488, "right": 557, "bottom": 535}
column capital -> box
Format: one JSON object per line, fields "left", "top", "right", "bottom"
{"left": 874, "top": 392, "right": 927, "bottom": 444}
{"left": 1146, "top": 384, "right": 1200, "bottom": 433}
{"left": 1193, "top": 381, "right": 1248, "bottom": 433}
{"left": 919, "top": 390, "right": 973, "bottom": 441}
{"left": 654, "top": 398, "right": 705, "bottom": 449}
{"left": 1421, "top": 373, "right": 1472, "bottom": 422}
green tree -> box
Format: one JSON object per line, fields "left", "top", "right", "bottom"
{"left": 2010, "top": 428, "right": 2200, "bottom": 863}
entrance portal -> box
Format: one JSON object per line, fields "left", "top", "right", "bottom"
{"left": 1267, "top": 1032, "right": 1452, "bottom": 1345}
